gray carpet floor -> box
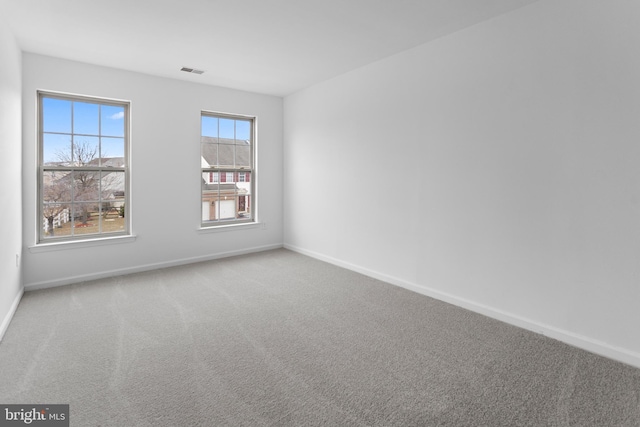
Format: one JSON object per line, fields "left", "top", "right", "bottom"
{"left": 1, "top": 248, "right": 639, "bottom": 426}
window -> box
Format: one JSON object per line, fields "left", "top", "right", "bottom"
{"left": 201, "top": 111, "right": 254, "bottom": 225}
{"left": 38, "top": 91, "right": 130, "bottom": 243}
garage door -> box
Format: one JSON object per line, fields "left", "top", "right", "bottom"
{"left": 219, "top": 200, "right": 236, "bottom": 220}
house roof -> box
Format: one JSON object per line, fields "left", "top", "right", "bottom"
{"left": 45, "top": 157, "right": 125, "bottom": 168}
{"left": 201, "top": 182, "right": 248, "bottom": 194}
{"left": 90, "top": 157, "right": 125, "bottom": 168}
{"left": 201, "top": 137, "right": 251, "bottom": 168}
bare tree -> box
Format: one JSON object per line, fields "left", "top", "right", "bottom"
{"left": 44, "top": 140, "right": 118, "bottom": 235}
{"left": 54, "top": 140, "right": 102, "bottom": 224}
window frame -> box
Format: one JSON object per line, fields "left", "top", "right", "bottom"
{"left": 200, "top": 110, "right": 255, "bottom": 228}
{"left": 37, "top": 91, "right": 131, "bottom": 244}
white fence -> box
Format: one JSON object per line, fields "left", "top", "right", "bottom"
{"left": 43, "top": 208, "right": 70, "bottom": 232}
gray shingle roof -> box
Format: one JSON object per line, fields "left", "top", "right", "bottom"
{"left": 201, "top": 182, "right": 249, "bottom": 196}
{"left": 201, "top": 137, "right": 251, "bottom": 168}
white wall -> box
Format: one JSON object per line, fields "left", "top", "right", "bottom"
{"left": 23, "top": 54, "right": 283, "bottom": 289}
{"left": 0, "top": 19, "right": 23, "bottom": 339}
{"left": 284, "top": 0, "right": 640, "bottom": 367}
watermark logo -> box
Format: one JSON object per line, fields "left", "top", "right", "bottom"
{"left": 0, "top": 405, "right": 68, "bottom": 426}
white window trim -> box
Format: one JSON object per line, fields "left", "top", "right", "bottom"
{"left": 197, "top": 222, "right": 262, "bottom": 234}
{"left": 29, "top": 234, "right": 137, "bottom": 253}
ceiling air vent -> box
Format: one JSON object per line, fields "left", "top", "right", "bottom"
{"left": 181, "top": 66, "right": 205, "bottom": 75}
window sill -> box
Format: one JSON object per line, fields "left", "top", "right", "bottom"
{"left": 29, "top": 234, "right": 137, "bottom": 253}
{"left": 198, "top": 222, "right": 262, "bottom": 234}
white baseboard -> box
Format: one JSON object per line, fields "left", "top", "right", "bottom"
{"left": 0, "top": 288, "right": 24, "bottom": 342}
{"left": 284, "top": 243, "right": 640, "bottom": 370}
{"left": 25, "top": 243, "right": 283, "bottom": 291}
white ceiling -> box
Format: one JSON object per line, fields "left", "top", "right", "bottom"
{"left": 0, "top": 0, "right": 539, "bottom": 97}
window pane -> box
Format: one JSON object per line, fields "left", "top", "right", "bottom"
{"left": 235, "top": 120, "right": 251, "bottom": 141}
{"left": 235, "top": 144, "right": 251, "bottom": 168}
{"left": 201, "top": 186, "right": 218, "bottom": 221}
{"left": 219, "top": 118, "right": 235, "bottom": 139}
{"left": 100, "top": 202, "right": 125, "bottom": 234}
{"left": 218, "top": 144, "right": 234, "bottom": 168}
{"left": 42, "top": 98, "right": 71, "bottom": 133}
{"left": 201, "top": 144, "right": 218, "bottom": 167}
{"left": 101, "top": 105, "right": 125, "bottom": 137}
{"left": 102, "top": 171, "right": 125, "bottom": 200}
{"left": 238, "top": 196, "right": 248, "bottom": 217}
{"left": 218, "top": 194, "right": 236, "bottom": 219}
{"left": 42, "top": 205, "right": 71, "bottom": 238}
{"left": 73, "top": 170, "right": 100, "bottom": 202}
{"left": 43, "top": 171, "right": 72, "bottom": 203}
{"left": 43, "top": 133, "right": 71, "bottom": 165}
{"left": 101, "top": 137, "right": 125, "bottom": 165}
{"left": 237, "top": 172, "right": 251, "bottom": 219}
{"left": 202, "top": 116, "right": 218, "bottom": 138}
{"left": 72, "top": 203, "right": 99, "bottom": 234}
{"left": 201, "top": 184, "right": 239, "bottom": 221}
{"left": 72, "top": 136, "right": 100, "bottom": 165}
{"left": 73, "top": 102, "right": 99, "bottom": 135}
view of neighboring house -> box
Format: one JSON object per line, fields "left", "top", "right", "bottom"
{"left": 201, "top": 136, "right": 252, "bottom": 221}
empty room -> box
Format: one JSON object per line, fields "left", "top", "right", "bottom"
{"left": 1, "top": 0, "right": 639, "bottom": 425}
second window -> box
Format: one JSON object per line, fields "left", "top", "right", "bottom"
{"left": 201, "top": 111, "right": 255, "bottom": 226}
